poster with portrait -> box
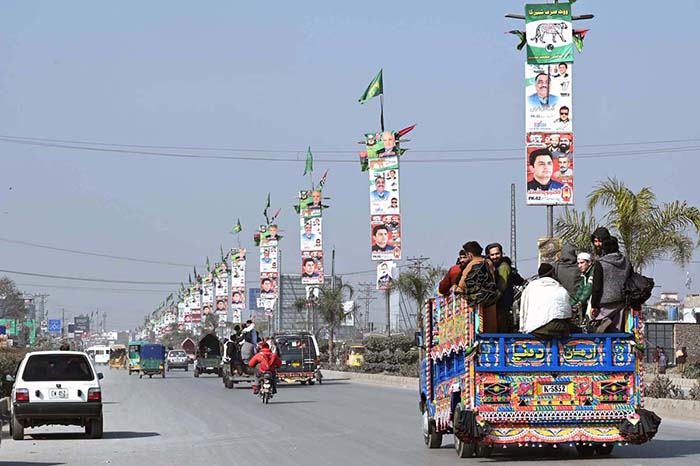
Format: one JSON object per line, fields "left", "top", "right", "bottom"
{"left": 201, "top": 281, "right": 214, "bottom": 305}
{"left": 259, "top": 272, "right": 278, "bottom": 300}
{"left": 301, "top": 250, "right": 324, "bottom": 285}
{"left": 369, "top": 156, "right": 400, "bottom": 215}
{"left": 370, "top": 214, "right": 402, "bottom": 261}
{"left": 525, "top": 3, "right": 573, "bottom": 64}
{"left": 230, "top": 248, "right": 246, "bottom": 287}
{"left": 526, "top": 132, "right": 574, "bottom": 205}
{"left": 259, "top": 246, "right": 278, "bottom": 273}
{"left": 214, "top": 272, "right": 228, "bottom": 299}
{"left": 376, "top": 260, "right": 397, "bottom": 291}
{"left": 525, "top": 63, "right": 573, "bottom": 133}
{"left": 364, "top": 130, "right": 401, "bottom": 160}
{"left": 260, "top": 224, "right": 280, "bottom": 247}
{"left": 300, "top": 216, "right": 322, "bottom": 252}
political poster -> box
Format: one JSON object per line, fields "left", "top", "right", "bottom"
{"left": 300, "top": 216, "right": 322, "bottom": 252}
{"left": 525, "top": 63, "right": 573, "bottom": 133}
{"left": 526, "top": 132, "right": 574, "bottom": 205}
{"left": 376, "top": 261, "right": 397, "bottom": 291}
{"left": 230, "top": 248, "right": 246, "bottom": 322}
{"left": 364, "top": 130, "right": 401, "bottom": 160}
{"left": 525, "top": 3, "right": 573, "bottom": 64}
{"left": 299, "top": 190, "right": 325, "bottom": 217}
{"left": 260, "top": 245, "right": 278, "bottom": 273}
{"left": 371, "top": 214, "right": 402, "bottom": 261}
{"left": 301, "top": 250, "right": 324, "bottom": 285}
{"left": 369, "top": 156, "right": 400, "bottom": 215}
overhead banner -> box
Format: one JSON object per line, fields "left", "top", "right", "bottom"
{"left": 525, "top": 63, "right": 572, "bottom": 133}
{"left": 526, "top": 132, "right": 574, "bottom": 205}
{"left": 258, "top": 225, "right": 278, "bottom": 312}
{"left": 525, "top": 3, "right": 573, "bottom": 64}
{"left": 365, "top": 131, "right": 402, "bottom": 261}
{"left": 230, "top": 248, "right": 246, "bottom": 323}
{"left": 214, "top": 263, "right": 229, "bottom": 326}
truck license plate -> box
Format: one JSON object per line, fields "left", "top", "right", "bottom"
{"left": 540, "top": 383, "right": 568, "bottom": 395}
{"left": 49, "top": 389, "right": 68, "bottom": 399}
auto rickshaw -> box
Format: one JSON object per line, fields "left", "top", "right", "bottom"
{"left": 194, "top": 333, "right": 223, "bottom": 378}
{"left": 139, "top": 344, "right": 166, "bottom": 379}
{"left": 127, "top": 340, "right": 149, "bottom": 375}
{"left": 109, "top": 344, "right": 127, "bottom": 369}
{"left": 346, "top": 345, "right": 366, "bottom": 368}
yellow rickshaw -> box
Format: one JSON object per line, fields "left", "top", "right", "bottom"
{"left": 109, "top": 344, "right": 127, "bottom": 369}
{"left": 346, "top": 345, "right": 366, "bottom": 368}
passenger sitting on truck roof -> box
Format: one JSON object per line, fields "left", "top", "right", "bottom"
{"left": 438, "top": 249, "right": 467, "bottom": 295}
{"left": 519, "top": 263, "right": 572, "bottom": 339}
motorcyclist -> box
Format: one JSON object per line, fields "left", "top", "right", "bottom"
{"left": 248, "top": 341, "right": 282, "bottom": 395}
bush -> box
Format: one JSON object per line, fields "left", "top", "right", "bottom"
{"left": 682, "top": 361, "right": 700, "bottom": 380}
{"left": 646, "top": 375, "right": 685, "bottom": 399}
{"left": 689, "top": 381, "right": 700, "bottom": 401}
{"left": 0, "top": 348, "right": 30, "bottom": 397}
{"left": 364, "top": 335, "right": 414, "bottom": 353}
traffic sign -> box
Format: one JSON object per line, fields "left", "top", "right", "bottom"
{"left": 48, "top": 319, "right": 62, "bottom": 333}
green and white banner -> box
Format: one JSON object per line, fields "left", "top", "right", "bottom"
{"left": 525, "top": 3, "right": 573, "bottom": 64}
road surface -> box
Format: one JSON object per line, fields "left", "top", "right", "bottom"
{"left": 2, "top": 368, "right": 700, "bottom": 466}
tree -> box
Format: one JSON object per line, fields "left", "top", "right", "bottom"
{"left": 389, "top": 266, "right": 445, "bottom": 330}
{"left": 0, "top": 277, "right": 27, "bottom": 320}
{"left": 293, "top": 297, "right": 312, "bottom": 331}
{"left": 555, "top": 178, "right": 700, "bottom": 272}
{"left": 203, "top": 313, "right": 219, "bottom": 334}
{"left": 316, "top": 282, "right": 353, "bottom": 362}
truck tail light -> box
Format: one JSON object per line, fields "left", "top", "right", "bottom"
{"left": 87, "top": 388, "right": 101, "bottom": 402}
{"left": 15, "top": 388, "right": 30, "bottom": 402}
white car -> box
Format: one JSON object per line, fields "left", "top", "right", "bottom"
{"left": 9, "top": 351, "right": 104, "bottom": 440}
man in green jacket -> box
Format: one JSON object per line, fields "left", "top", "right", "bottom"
{"left": 571, "top": 252, "right": 595, "bottom": 324}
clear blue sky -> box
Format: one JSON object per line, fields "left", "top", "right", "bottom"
{"left": 1, "top": 1, "right": 699, "bottom": 330}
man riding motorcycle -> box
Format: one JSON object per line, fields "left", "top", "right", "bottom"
{"left": 248, "top": 341, "right": 282, "bottom": 394}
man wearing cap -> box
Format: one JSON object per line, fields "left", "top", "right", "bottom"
{"left": 519, "top": 263, "right": 572, "bottom": 339}
{"left": 571, "top": 252, "right": 596, "bottom": 324}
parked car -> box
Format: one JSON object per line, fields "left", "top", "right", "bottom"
{"left": 8, "top": 351, "right": 104, "bottom": 440}
{"left": 166, "top": 350, "right": 189, "bottom": 371}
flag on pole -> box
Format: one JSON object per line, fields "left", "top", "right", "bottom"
{"left": 358, "top": 69, "right": 383, "bottom": 104}
{"left": 318, "top": 169, "right": 329, "bottom": 191}
{"left": 206, "top": 256, "right": 211, "bottom": 272}
{"left": 573, "top": 29, "right": 590, "bottom": 53}
{"left": 271, "top": 208, "right": 282, "bottom": 222}
{"left": 220, "top": 244, "right": 226, "bottom": 263}
{"left": 303, "top": 147, "right": 313, "bottom": 175}
{"left": 507, "top": 30, "right": 527, "bottom": 50}
{"left": 230, "top": 218, "right": 242, "bottom": 234}
{"left": 263, "top": 193, "right": 271, "bottom": 220}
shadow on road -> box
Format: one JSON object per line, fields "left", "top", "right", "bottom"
{"left": 620, "top": 439, "right": 700, "bottom": 459}
{"left": 0, "top": 462, "right": 64, "bottom": 466}
{"left": 27, "top": 431, "right": 160, "bottom": 440}
{"left": 271, "top": 400, "right": 316, "bottom": 405}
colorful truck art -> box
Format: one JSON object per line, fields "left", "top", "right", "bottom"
{"left": 418, "top": 295, "right": 659, "bottom": 458}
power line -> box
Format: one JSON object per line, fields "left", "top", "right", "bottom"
{"left": 0, "top": 268, "right": 180, "bottom": 285}
{"left": 0, "top": 237, "right": 197, "bottom": 268}
{"left": 15, "top": 283, "right": 175, "bottom": 294}
{"left": 1, "top": 136, "right": 699, "bottom": 164}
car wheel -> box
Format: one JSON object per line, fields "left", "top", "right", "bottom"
{"left": 594, "top": 443, "right": 614, "bottom": 456}
{"left": 423, "top": 412, "right": 442, "bottom": 449}
{"left": 149, "top": 374, "right": 153, "bottom": 379}
{"left": 88, "top": 416, "right": 103, "bottom": 439}
{"left": 455, "top": 435, "right": 475, "bottom": 458}
{"left": 576, "top": 444, "right": 596, "bottom": 458}
{"left": 226, "top": 379, "right": 234, "bottom": 389}
{"left": 11, "top": 414, "right": 24, "bottom": 440}
{"left": 185, "top": 366, "right": 188, "bottom": 372}
{"left": 301, "top": 380, "right": 308, "bottom": 385}
{"left": 139, "top": 373, "right": 143, "bottom": 379}
{"left": 308, "top": 380, "right": 315, "bottom": 386}
{"left": 194, "top": 369, "right": 199, "bottom": 378}
{"left": 475, "top": 443, "right": 494, "bottom": 458}
{"left": 162, "top": 371, "right": 166, "bottom": 378}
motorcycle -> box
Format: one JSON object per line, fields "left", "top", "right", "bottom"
{"left": 258, "top": 372, "right": 274, "bottom": 404}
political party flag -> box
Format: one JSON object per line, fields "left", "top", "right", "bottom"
{"left": 303, "top": 147, "right": 313, "bottom": 175}
{"left": 573, "top": 29, "right": 589, "bottom": 53}
{"left": 397, "top": 124, "right": 416, "bottom": 138}
{"left": 263, "top": 193, "right": 271, "bottom": 220}
{"left": 507, "top": 30, "right": 527, "bottom": 50}
{"left": 206, "top": 256, "right": 211, "bottom": 272}
{"left": 358, "top": 69, "right": 383, "bottom": 104}
{"left": 231, "top": 218, "right": 242, "bottom": 234}
{"left": 318, "top": 169, "right": 329, "bottom": 191}
{"left": 271, "top": 208, "right": 282, "bottom": 222}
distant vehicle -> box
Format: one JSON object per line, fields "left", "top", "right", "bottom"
{"left": 8, "top": 351, "right": 104, "bottom": 440}
{"left": 346, "top": 345, "right": 366, "bottom": 368}
{"left": 108, "top": 344, "right": 127, "bottom": 369}
{"left": 139, "top": 344, "right": 166, "bottom": 379}
{"left": 194, "top": 334, "right": 222, "bottom": 378}
{"left": 275, "top": 332, "right": 321, "bottom": 385}
{"left": 166, "top": 350, "right": 189, "bottom": 371}
{"left": 181, "top": 337, "right": 197, "bottom": 363}
{"left": 86, "top": 345, "right": 110, "bottom": 365}
{"left": 127, "top": 340, "right": 149, "bottom": 375}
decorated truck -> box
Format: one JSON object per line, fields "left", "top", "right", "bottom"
{"left": 418, "top": 294, "right": 660, "bottom": 459}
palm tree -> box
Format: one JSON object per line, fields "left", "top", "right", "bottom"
{"left": 555, "top": 178, "right": 700, "bottom": 272}
{"left": 389, "top": 266, "right": 445, "bottom": 331}
{"left": 293, "top": 297, "right": 311, "bottom": 331}
{"left": 316, "top": 282, "right": 354, "bottom": 362}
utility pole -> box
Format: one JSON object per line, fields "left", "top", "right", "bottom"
{"left": 406, "top": 256, "right": 430, "bottom": 276}
{"left": 61, "top": 308, "right": 65, "bottom": 339}
{"left": 385, "top": 289, "right": 391, "bottom": 336}
{"left": 357, "top": 283, "right": 376, "bottom": 334}
{"left": 511, "top": 183, "right": 517, "bottom": 268}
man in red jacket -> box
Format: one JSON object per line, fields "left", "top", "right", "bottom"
{"left": 439, "top": 250, "right": 467, "bottom": 295}
{"left": 249, "top": 341, "right": 282, "bottom": 394}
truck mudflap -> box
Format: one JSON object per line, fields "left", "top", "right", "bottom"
{"left": 617, "top": 408, "right": 662, "bottom": 444}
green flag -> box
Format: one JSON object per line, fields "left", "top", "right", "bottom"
{"left": 263, "top": 193, "right": 271, "bottom": 220}
{"left": 230, "top": 218, "right": 242, "bottom": 234}
{"left": 358, "top": 69, "right": 383, "bottom": 104}
{"left": 303, "top": 147, "right": 313, "bottom": 175}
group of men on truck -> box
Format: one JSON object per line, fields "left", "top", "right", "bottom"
{"left": 438, "top": 226, "right": 633, "bottom": 337}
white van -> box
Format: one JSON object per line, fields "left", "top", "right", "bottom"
{"left": 86, "top": 346, "right": 110, "bottom": 365}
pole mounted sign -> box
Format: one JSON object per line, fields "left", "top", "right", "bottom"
{"left": 48, "top": 319, "right": 62, "bottom": 333}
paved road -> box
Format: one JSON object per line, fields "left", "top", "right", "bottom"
{"left": 2, "top": 368, "right": 700, "bottom": 466}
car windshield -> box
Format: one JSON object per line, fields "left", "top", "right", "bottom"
{"left": 169, "top": 351, "right": 186, "bottom": 357}
{"left": 23, "top": 354, "right": 94, "bottom": 382}
{"left": 275, "top": 336, "right": 317, "bottom": 361}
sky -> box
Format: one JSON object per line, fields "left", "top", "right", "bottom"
{"left": 1, "top": 1, "right": 700, "bottom": 330}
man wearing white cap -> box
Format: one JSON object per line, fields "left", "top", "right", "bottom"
{"left": 571, "top": 252, "right": 595, "bottom": 323}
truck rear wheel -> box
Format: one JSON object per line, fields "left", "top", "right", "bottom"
{"left": 476, "top": 443, "right": 494, "bottom": 458}
{"left": 576, "top": 444, "right": 595, "bottom": 458}
{"left": 423, "top": 412, "right": 442, "bottom": 449}
{"left": 594, "top": 443, "right": 614, "bottom": 456}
